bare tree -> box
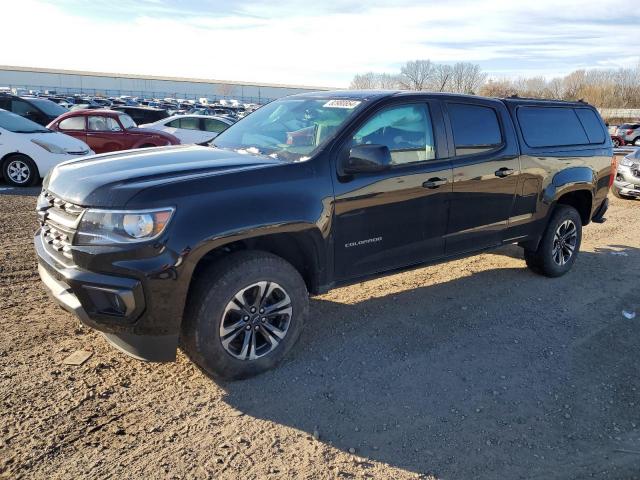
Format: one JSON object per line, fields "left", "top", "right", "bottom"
{"left": 350, "top": 61, "right": 640, "bottom": 109}
{"left": 376, "top": 73, "right": 402, "bottom": 89}
{"left": 449, "top": 62, "right": 487, "bottom": 94}
{"left": 431, "top": 64, "right": 452, "bottom": 92}
{"left": 399, "top": 60, "right": 435, "bottom": 90}
{"left": 478, "top": 79, "right": 518, "bottom": 98}
{"left": 349, "top": 72, "right": 378, "bottom": 89}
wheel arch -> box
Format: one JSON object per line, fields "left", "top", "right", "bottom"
{"left": 544, "top": 167, "right": 595, "bottom": 225}
{"left": 186, "top": 225, "right": 327, "bottom": 299}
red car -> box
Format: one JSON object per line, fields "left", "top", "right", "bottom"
{"left": 611, "top": 134, "right": 624, "bottom": 148}
{"left": 47, "top": 109, "right": 179, "bottom": 154}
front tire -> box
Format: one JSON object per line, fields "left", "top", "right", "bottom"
{"left": 2, "top": 154, "right": 39, "bottom": 187}
{"left": 525, "top": 205, "right": 582, "bottom": 277}
{"left": 181, "top": 251, "right": 309, "bottom": 380}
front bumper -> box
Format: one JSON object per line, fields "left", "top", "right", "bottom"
{"left": 614, "top": 165, "right": 640, "bottom": 197}
{"left": 35, "top": 233, "right": 178, "bottom": 361}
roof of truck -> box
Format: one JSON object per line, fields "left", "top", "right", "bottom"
{"left": 290, "top": 90, "right": 593, "bottom": 107}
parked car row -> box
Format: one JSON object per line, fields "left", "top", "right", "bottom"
{"left": 2, "top": 90, "right": 260, "bottom": 121}
{"left": 0, "top": 110, "right": 93, "bottom": 186}
{"left": 0, "top": 92, "right": 240, "bottom": 186}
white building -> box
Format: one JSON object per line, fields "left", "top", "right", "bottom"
{"left": 0, "top": 65, "right": 331, "bottom": 104}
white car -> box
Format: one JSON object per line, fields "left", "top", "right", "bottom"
{"left": 140, "top": 115, "right": 234, "bottom": 145}
{"left": 0, "top": 109, "right": 93, "bottom": 187}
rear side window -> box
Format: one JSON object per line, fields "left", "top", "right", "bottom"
{"left": 574, "top": 109, "right": 605, "bottom": 144}
{"left": 517, "top": 106, "right": 605, "bottom": 147}
{"left": 167, "top": 117, "right": 200, "bottom": 130}
{"left": 448, "top": 103, "right": 502, "bottom": 156}
{"left": 58, "top": 116, "right": 85, "bottom": 130}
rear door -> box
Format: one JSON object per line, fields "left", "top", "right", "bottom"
{"left": 333, "top": 99, "right": 452, "bottom": 280}
{"left": 443, "top": 100, "right": 520, "bottom": 254}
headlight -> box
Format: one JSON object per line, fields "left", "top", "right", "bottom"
{"left": 75, "top": 208, "right": 175, "bottom": 245}
{"left": 620, "top": 156, "right": 636, "bottom": 167}
{"left": 31, "top": 138, "right": 67, "bottom": 154}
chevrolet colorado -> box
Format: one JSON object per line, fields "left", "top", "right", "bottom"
{"left": 35, "top": 91, "right": 613, "bottom": 379}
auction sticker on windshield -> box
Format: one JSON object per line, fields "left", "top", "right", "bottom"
{"left": 323, "top": 100, "right": 361, "bottom": 109}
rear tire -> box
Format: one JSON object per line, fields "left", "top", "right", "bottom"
{"left": 181, "top": 251, "right": 308, "bottom": 380}
{"left": 2, "top": 154, "right": 39, "bottom": 187}
{"left": 525, "top": 205, "right": 582, "bottom": 277}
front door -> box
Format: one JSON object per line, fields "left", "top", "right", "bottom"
{"left": 333, "top": 101, "right": 452, "bottom": 280}
{"left": 443, "top": 100, "right": 520, "bottom": 254}
{"left": 86, "top": 115, "right": 125, "bottom": 153}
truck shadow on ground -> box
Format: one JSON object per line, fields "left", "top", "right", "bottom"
{"left": 220, "top": 245, "right": 640, "bottom": 478}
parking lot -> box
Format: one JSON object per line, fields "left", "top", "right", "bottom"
{"left": 0, "top": 186, "right": 639, "bottom": 479}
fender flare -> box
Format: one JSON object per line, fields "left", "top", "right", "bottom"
{"left": 182, "top": 221, "right": 328, "bottom": 292}
{"left": 542, "top": 166, "right": 595, "bottom": 206}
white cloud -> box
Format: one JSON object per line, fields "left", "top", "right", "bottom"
{"left": 0, "top": 0, "right": 638, "bottom": 86}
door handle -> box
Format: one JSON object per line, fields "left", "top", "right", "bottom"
{"left": 422, "top": 177, "right": 448, "bottom": 189}
{"left": 495, "top": 167, "right": 515, "bottom": 178}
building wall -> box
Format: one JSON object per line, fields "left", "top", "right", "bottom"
{"left": 0, "top": 66, "right": 330, "bottom": 104}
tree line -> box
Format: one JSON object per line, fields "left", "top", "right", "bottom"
{"left": 349, "top": 60, "right": 640, "bottom": 109}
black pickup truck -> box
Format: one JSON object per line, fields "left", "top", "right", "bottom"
{"left": 35, "top": 90, "right": 613, "bottom": 379}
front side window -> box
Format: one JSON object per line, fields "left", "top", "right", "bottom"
{"left": 448, "top": 103, "right": 502, "bottom": 156}
{"left": 88, "top": 116, "right": 108, "bottom": 131}
{"left": 351, "top": 104, "right": 435, "bottom": 165}
{"left": 118, "top": 114, "right": 136, "bottom": 129}
{"left": 106, "top": 117, "right": 122, "bottom": 131}
{"left": 213, "top": 97, "right": 365, "bottom": 162}
{"left": 58, "top": 116, "right": 85, "bottom": 131}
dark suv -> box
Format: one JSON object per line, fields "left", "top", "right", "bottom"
{"left": 111, "top": 106, "right": 169, "bottom": 125}
{"left": 35, "top": 91, "right": 613, "bottom": 379}
{"left": 0, "top": 94, "right": 68, "bottom": 126}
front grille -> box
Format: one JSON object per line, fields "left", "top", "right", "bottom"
{"left": 37, "top": 191, "right": 85, "bottom": 266}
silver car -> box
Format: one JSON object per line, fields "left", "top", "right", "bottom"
{"left": 616, "top": 123, "right": 640, "bottom": 146}
{"left": 613, "top": 148, "right": 640, "bottom": 199}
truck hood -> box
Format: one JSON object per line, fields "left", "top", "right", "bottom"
{"left": 45, "top": 145, "right": 284, "bottom": 206}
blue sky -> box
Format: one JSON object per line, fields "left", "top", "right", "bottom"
{"left": 1, "top": 0, "right": 638, "bottom": 87}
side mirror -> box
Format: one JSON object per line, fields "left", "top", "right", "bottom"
{"left": 342, "top": 144, "right": 392, "bottom": 175}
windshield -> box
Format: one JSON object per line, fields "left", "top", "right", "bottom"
{"left": 0, "top": 109, "right": 49, "bottom": 133}
{"left": 27, "top": 98, "right": 68, "bottom": 117}
{"left": 212, "top": 97, "right": 365, "bottom": 161}
{"left": 118, "top": 114, "right": 137, "bottom": 129}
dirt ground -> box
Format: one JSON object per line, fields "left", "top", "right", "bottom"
{"left": 1, "top": 187, "right": 639, "bottom": 480}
